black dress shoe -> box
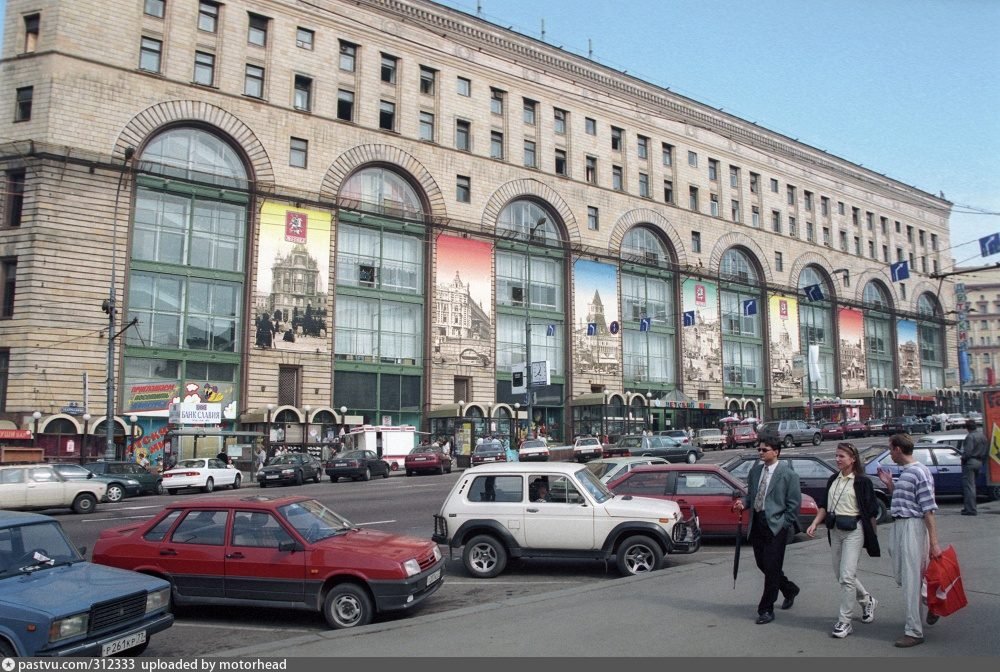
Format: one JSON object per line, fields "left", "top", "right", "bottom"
{"left": 756, "top": 612, "right": 775, "bottom": 624}
{"left": 781, "top": 591, "right": 799, "bottom": 610}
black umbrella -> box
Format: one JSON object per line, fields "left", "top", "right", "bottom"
{"left": 733, "top": 508, "right": 745, "bottom": 589}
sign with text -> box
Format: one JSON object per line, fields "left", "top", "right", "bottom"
{"left": 168, "top": 403, "right": 222, "bottom": 425}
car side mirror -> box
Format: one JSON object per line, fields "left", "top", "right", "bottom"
{"left": 77, "top": 545, "right": 88, "bottom": 557}
{"left": 278, "top": 541, "right": 304, "bottom": 553}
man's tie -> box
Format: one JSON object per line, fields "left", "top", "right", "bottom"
{"left": 754, "top": 467, "right": 769, "bottom": 512}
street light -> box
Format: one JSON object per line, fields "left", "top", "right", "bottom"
{"left": 82, "top": 413, "right": 91, "bottom": 463}
{"left": 303, "top": 405, "right": 311, "bottom": 454}
{"left": 513, "top": 402, "right": 521, "bottom": 443}
{"left": 645, "top": 392, "right": 653, "bottom": 432}
{"left": 129, "top": 414, "right": 138, "bottom": 460}
{"left": 32, "top": 411, "right": 41, "bottom": 449}
{"left": 266, "top": 403, "right": 275, "bottom": 456}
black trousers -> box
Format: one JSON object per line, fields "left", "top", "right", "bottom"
{"left": 749, "top": 510, "right": 798, "bottom": 614}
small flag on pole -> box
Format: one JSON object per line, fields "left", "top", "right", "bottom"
{"left": 743, "top": 299, "right": 757, "bottom": 316}
{"left": 980, "top": 233, "right": 1000, "bottom": 257}
{"left": 587, "top": 322, "right": 597, "bottom": 336}
{"left": 546, "top": 324, "right": 556, "bottom": 337}
{"left": 804, "top": 284, "right": 824, "bottom": 302}
{"left": 639, "top": 317, "right": 651, "bottom": 332}
{"left": 889, "top": 261, "right": 910, "bottom": 282}
{"left": 682, "top": 310, "right": 695, "bottom": 327}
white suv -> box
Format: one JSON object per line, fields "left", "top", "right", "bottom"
{"left": 432, "top": 462, "right": 700, "bottom": 578}
{"left": 0, "top": 463, "right": 108, "bottom": 514}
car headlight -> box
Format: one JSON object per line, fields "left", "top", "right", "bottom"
{"left": 403, "top": 559, "right": 421, "bottom": 577}
{"left": 281, "top": 469, "right": 295, "bottom": 475}
{"left": 432, "top": 546, "right": 442, "bottom": 561}
{"left": 49, "top": 613, "right": 89, "bottom": 642}
{"left": 146, "top": 587, "right": 170, "bottom": 613}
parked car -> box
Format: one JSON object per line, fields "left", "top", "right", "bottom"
{"left": 326, "top": 449, "right": 391, "bottom": 482}
{"left": 966, "top": 411, "right": 983, "bottom": 424}
{"left": 84, "top": 460, "right": 164, "bottom": 496}
{"left": 865, "top": 417, "right": 888, "bottom": 435}
{"left": 656, "top": 430, "right": 691, "bottom": 445}
{"left": 583, "top": 456, "right": 669, "bottom": 484}
{"left": 405, "top": 445, "right": 453, "bottom": 476}
{"left": 471, "top": 440, "right": 508, "bottom": 466}
{"left": 863, "top": 443, "right": 999, "bottom": 501}
{"left": 257, "top": 452, "right": 323, "bottom": 487}
{"left": 840, "top": 419, "right": 868, "bottom": 438}
{"left": 518, "top": 438, "right": 550, "bottom": 462}
{"left": 756, "top": 420, "right": 822, "bottom": 448}
{"left": 162, "top": 458, "right": 241, "bottom": 494}
{"left": 0, "top": 464, "right": 107, "bottom": 514}
{"left": 912, "top": 431, "right": 967, "bottom": 450}
{"left": 572, "top": 436, "right": 604, "bottom": 462}
{"left": 725, "top": 425, "right": 759, "bottom": 449}
{"left": 883, "top": 416, "right": 931, "bottom": 435}
{"left": 432, "top": 462, "right": 700, "bottom": 578}
{"left": 946, "top": 413, "right": 969, "bottom": 430}
{"left": 0, "top": 511, "right": 173, "bottom": 656}
{"left": 614, "top": 435, "right": 702, "bottom": 463}
{"left": 820, "top": 422, "right": 846, "bottom": 441}
{"left": 693, "top": 428, "right": 727, "bottom": 451}
{"left": 720, "top": 452, "right": 892, "bottom": 523}
{"left": 606, "top": 464, "right": 819, "bottom": 536}
{"left": 51, "top": 463, "right": 140, "bottom": 503}
{"left": 92, "top": 496, "right": 444, "bottom": 629}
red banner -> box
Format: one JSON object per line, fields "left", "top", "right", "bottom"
{"left": 0, "top": 429, "right": 32, "bottom": 440}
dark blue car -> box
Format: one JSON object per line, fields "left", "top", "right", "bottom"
{"left": 863, "top": 444, "right": 999, "bottom": 501}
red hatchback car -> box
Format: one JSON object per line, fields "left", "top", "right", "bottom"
{"left": 404, "top": 445, "right": 453, "bottom": 476}
{"left": 91, "top": 495, "right": 444, "bottom": 629}
{"left": 606, "top": 464, "right": 818, "bottom": 537}
{"left": 820, "top": 422, "right": 846, "bottom": 441}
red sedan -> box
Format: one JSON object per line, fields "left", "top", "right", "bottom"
{"left": 91, "top": 496, "right": 444, "bottom": 629}
{"left": 840, "top": 419, "right": 868, "bottom": 438}
{"left": 820, "top": 422, "right": 846, "bottom": 441}
{"left": 606, "top": 464, "right": 818, "bottom": 536}
{"left": 404, "top": 445, "right": 453, "bottom": 476}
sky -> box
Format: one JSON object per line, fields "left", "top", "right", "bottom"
{"left": 1, "top": 0, "right": 996, "bottom": 269}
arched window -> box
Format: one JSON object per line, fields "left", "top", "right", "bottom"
{"left": 621, "top": 227, "right": 676, "bottom": 387}
{"left": 917, "top": 293, "right": 944, "bottom": 388}
{"left": 341, "top": 166, "right": 424, "bottom": 218}
{"left": 797, "top": 267, "right": 834, "bottom": 393}
{"left": 863, "top": 281, "right": 894, "bottom": 389}
{"left": 720, "top": 249, "right": 763, "bottom": 398}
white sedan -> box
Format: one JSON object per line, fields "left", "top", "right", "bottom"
{"left": 162, "top": 458, "right": 241, "bottom": 494}
{"left": 583, "top": 456, "right": 669, "bottom": 484}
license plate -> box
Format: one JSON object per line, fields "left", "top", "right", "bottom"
{"left": 426, "top": 569, "right": 441, "bottom": 586}
{"left": 334, "top": 462, "right": 347, "bottom": 467}
{"left": 414, "top": 457, "right": 427, "bottom": 461}
{"left": 266, "top": 474, "right": 279, "bottom": 479}
{"left": 102, "top": 630, "right": 146, "bottom": 657}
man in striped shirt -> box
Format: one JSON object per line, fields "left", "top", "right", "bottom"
{"left": 877, "top": 433, "right": 943, "bottom": 648}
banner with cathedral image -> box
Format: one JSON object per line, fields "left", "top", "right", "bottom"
{"left": 254, "top": 201, "right": 331, "bottom": 353}
{"left": 681, "top": 279, "right": 721, "bottom": 385}
{"left": 572, "top": 260, "right": 620, "bottom": 377}
{"left": 433, "top": 235, "right": 493, "bottom": 368}
{"left": 897, "top": 319, "right": 921, "bottom": 389}
{"left": 768, "top": 295, "right": 801, "bottom": 397}
{"left": 838, "top": 307, "right": 867, "bottom": 392}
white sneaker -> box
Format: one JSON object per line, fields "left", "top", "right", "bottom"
{"left": 832, "top": 621, "right": 853, "bottom": 639}
{"left": 861, "top": 596, "right": 878, "bottom": 624}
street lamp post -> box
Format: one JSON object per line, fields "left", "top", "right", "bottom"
{"left": 513, "top": 402, "right": 521, "bottom": 444}
{"left": 645, "top": 392, "right": 653, "bottom": 432}
{"left": 266, "top": 404, "right": 275, "bottom": 457}
{"left": 81, "top": 413, "right": 91, "bottom": 463}
{"left": 303, "top": 405, "right": 311, "bottom": 454}
{"left": 129, "top": 414, "right": 138, "bottom": 460}
{"left": 32, "top": 411, "right": 41, "bottom": 449}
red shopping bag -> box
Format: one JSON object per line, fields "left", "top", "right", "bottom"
{"left": 924, "top": 545, "right": 968, "bottom": 617}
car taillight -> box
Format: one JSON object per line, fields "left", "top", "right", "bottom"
{"left": 165, "top": 471, "right": 199, "bottom": 478}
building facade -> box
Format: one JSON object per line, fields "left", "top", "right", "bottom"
{"left": 0, "top": 0, "right": 961, "bottom": 463}
{"left": 960, "top": 270, "right": 1000, "bottom": 395}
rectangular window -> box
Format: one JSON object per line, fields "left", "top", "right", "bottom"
{"left": 419, "top": 66, "right": 436, "bottom": 95}
{"left": 931, "top": 233, "right": 938, "bottom": 251}
{"left": 774, "top": 251, "right": 783, "bottom": 272}
{"left": 612, "top": 166, "right": 623, "bottom": 191}
{"left": 838, "top": 201, "right": 845, "bottom": 215}
{"left": 868, "top": 241, "right": 875, "bottom": 258}
{"left": 5, "top": 171, "right": 25, "bottom": 228}
{"left": 770, "top": 178, "right": 779, "bottom": 193}
{"left": 145, "top": 0, "right": 165, "bottom": 18}
{"left": 663, "top": 180, "right": 673, "bottom": 204}
{"left": 244, "top": 64, "right": 264, "bottom": 98}
{"left": 807, "top": 221, "right": 815, "bottom": 242}
{"left": 691, "top": 231, "right": 701, "bottom": 253}
{"left": 731, "top": 199, "right": 740, "bottom": 222}
{"left": 0, "top": 349, "right": 7, "bottom": 411}
{"left": 14, "top": 87, "right": 33, "bottom": 122}
{"left": 419, "top": 112, "right": 435, "bottom": 141}
{"left": 585, "top": 156, "right": 597, "bottom": 184}
{"left": 23, "top": 14, "right": 39, "bottom": 53}
{"left": 854, "top": 236, "right": 861, "bottom": 255}
{"left": 554, "top": 108, "right": 567, "bottom": 135}
{"left": 289, "top": 137, "right": 308, "bottom": 168}
{"left": 751, "top": 206, "right": 760, "bottom": 228}
{"left": 456, "top": 175, "right": 470, "bottom": 203}
{"left": 296, "top": 27, "right": 314, "bottom": 50}
{"left": 729, "top": 165, "right": 739, "bottom": 188}
{"left": 611, "top": 127, "right": 623, "bottom": 151}
{"left": 490, "top": 88, "right": 504, "bottom": 115}
{"left": 248, "top": 13, "right": 269, "bottom": 47}
{"left": 880, "top": 216, "right": 888, "bottom": 234}
{"left": 787, "top": 185, "right": 796, "bottom": 205}
{"left": 906, "top": 225, "right": 914, "bottom": 243}
{"left": 523, "top": 99, "right": 536, "bottom": 124}
{"left": 139, "top": 37, "right": 162, "bottom": 73}
{"left": 639, "top": 173, "right": 650, "bottom": 198}
{"left": 882, "top": 245, "right": 889, "bottom": 262}
{"left": 490, "top": 131, "right": 504, "bottom": 159}
{"left": 456, "top": 77, "right": 471, "bottom": 97}
{"left": 339, "top": 41, "right": 357, "bottom": 72}
{"left": 455, "top": 120, "right": 470, "bottom": 151}
{"left": 380, "top": 54, "right": 397, "bottom": 84}
{"left": 379, "top": 100, "right": 396, "bottom": 131}
{"left": 823, "top": 227, "right": 831, "bottom": 246}
{"left": 662, "top": 143, "right": 673, "bottom": 166}
{"left": 895, "top": 220, "right": 901, "bottom": 233}
{"left": 839, "top": 230, "right": 848, "bottom": 251}
{"left": 804, "top": 190, "right": 813, "bottom": 211}
{"left": 749, "top": 172, "right": 759, "bottom": 194}
{"left": 1, "top": 259, "right": 16, "bottom": 318}
{"left": 555, "top": 149, "right": 567, "bottom": 176}
{"left": 336, "top": 89, "right": 354, "bottom": 121}
{"left": 709, "top": 193, "right": 719, "bottom": 216}
{"left": 821, "top": 196, "right": 829, "bottom": 216}
{"left": 918, "top": 229, "right": 925, "bottom": 246}
{"left": 523, "top": 141, "right": 537, "bottom": 168}
{"left": 788, "top": 216, "right": 797, "bottom": 237}
{"left": 193, "top": 51, "right": 215, "bottom": 86}
{"left": 587, "top": 206, "right": 599, "bottom": 231}
{"left": 585, "top": 117, "right": 596, "bottom": 135}
{"left": 688, "top": 151, "right": 698, "bottom": 167}
{"left": 708, "top": 158, "right": 718, "bottom": 181}
{"left": 293, "top": 75, "right": 312, "bottom": 111}
{"left": 689, "top": 186, "right": 699, "bottom": 211}
{"left": 771, "top": 210, "right": 781, "bottom": 233}
{"left": 637, "top": 136, "right": 648, "bottom": 159}
{"left": 198, "top": 1, "right": 219, "bottom": 33}
{"left": 278, "top": 366, "right": 300, "bottom": 407}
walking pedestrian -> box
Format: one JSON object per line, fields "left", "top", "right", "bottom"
{"left": 960, "top": 419, "right": 987, "bottom": 515}
{"left": 806, "top": 442, "right": 881, "bottom": 639}
{"left": 732, "top": 441, "right": 802, "bottom": 624}
{"left": 877, "top": 433, "right": 943, "bottom": 648}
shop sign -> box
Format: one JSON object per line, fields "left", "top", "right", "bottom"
{"left": 0, "top": 429, "right": 32, "bottom": 440}
{"left": 168, "top": 403, "right": 222, "bottom": 425}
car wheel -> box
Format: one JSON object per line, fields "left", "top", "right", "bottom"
{"left": 783, "top": 435, "right": 794, "bottom": 449}
{"left": 875, "top": 497, "right": 891, "bottom": 524}
{"left": 166, "top": 489, "right": 177, "bottom": 496}
{"left": 105, "top": 484, "right": 125, "bottom": 503}
{"left": 362, "top": 468, "right": 371, "bottom": 482}
{"left": 437, "top": 464, "right": 445, "bottom": 475}
{"left": 988, "top": 485, "right": 1000, "bottom": 502}
{"left": 382, "top": 465, "right": 390, "bottom": 479}
{"left": 203, "top": 477, "right": 214, "bottom": 493}
{"left": 686, "top": 452, "right": 698, "bottom": 464}
{"left": 313, "top": 471, "right": 321, "bottom": 484}
{"left": 259, "top": 480, "right": 267, "bottom": 488}
{"left": 72, "top": 493, "right": 97, "bottom": 514}
{"left": 322, "top": 583, "right": 374, "bottom": 630}
{"left": 155, "top": 481, "right": 164, "bottom": 495}
{"left": 231, "top": 474, "right": 241, "bottom": 490}
{"left": 463, "top": 534, "right": 508, "bottom": 578}
{"left": 812, "top": 433, "right": 822, "bottom": 446}
{"left": 616, "top": 535, "right": 663, "bottom": 576}
{"left": 0, "top": 640, "right": 14, "bottom": 657}
{"left": 295, "top": 471, "right": 303, "bottom": 486}
{"left": 329, "top": 475, "right": 338, "bottom": 483}
{"left": 406, "top": 469, "right": 414, "bottom": 477}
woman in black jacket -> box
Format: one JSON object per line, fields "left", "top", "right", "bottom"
{"left": 806, "top": 441, "right": 881, "bottom": 639}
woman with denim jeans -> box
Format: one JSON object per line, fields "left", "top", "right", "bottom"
{"left": 807, "top": 442, "right": 882, "bottom": 639}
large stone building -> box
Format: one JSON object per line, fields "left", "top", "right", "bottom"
{"left": 958, "top": 269, "right": 1000, "bottom": 396}
{"left": 0, "top": 0, "right": 963, "bottom": 461}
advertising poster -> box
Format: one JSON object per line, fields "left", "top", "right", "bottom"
{"left": 897, "top": 320, "right": 921, "bottom": 390}
{"left": 838, "top": 307, "right": 867, "bottom": 392}
{"left": 572, "top": 259, "right": 620, "bottom": 376}
{"left": 982, "top": 389, "right": 1000, "bottom": 490}
{"left": 681, "top": 279, "right": 720, "bottom": 384}
{"left": 254, "top": 201, "right": 331, "bottom": 353}
{"left": 432, "top": 235, "right": 493, "bottom": 368}
{"left": 768, "top": 295, "right": 801, "bottom": 397}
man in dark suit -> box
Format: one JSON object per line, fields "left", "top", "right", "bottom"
{"left": 733, "top": 441, "right": 802, "bottom": 624}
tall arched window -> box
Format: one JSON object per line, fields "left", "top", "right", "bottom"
{"left": 917, "top": 293, "right": 944, "bottom": 388}
{"left": 863, "top": 281, "right": 894, "bottom": 389}
{"left": 334, "top": 167, "right": 426, "bottom": 427}
{"left": 720, "top": 249, "right": 763, "bottom": 397}
{"left": 620, "top": 227, "right": 676, "bottom": 387}
{"left": 797, "top": 267, "right": 834, "bottom": 393}
{"left": 124, "top": 127, "right": 250, "bottom": 420}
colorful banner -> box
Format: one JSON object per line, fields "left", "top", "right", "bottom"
{"left": 897, "top": 320, "right": 921, "bottom": 390}
{"left": 838, "top": 307, "right": 867, "bottom": 392}
{"left": 768, "top": 294, "right": 801, "bottom": 397}
{"left": 125, "top": 381, "right": 179, "bottom": 412}
{"left": 572, "top": 259, "right": 620, "bottom": 376}
{"left": 433, "top": 235, "right": 493, "bottom": 368}
{"left": 681, "top": 279, "right": 720, "bottom": 385}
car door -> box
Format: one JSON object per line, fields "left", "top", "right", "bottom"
{"left": 786, "top": 458, "right": 835, "bottom": 502}
{"left": 208, "top": 458, "right": 236, "bottom": 487}
{"left": 462, "top": 474, "right": 527, "bottom": 546}
{"left": 25, "top": 467, "right": 68, "bottom": 508}
{"left": 669, "top": 471, "right": 742, "bottom": 535}
{"left": 226, "top": 510, "right": 306, "bottom": 604}
{"left": 125, "top": 463, "right": 156, "bottom": 493}
{"left": 523, "top": 473, "right": 595, "bottom": 549}
{"left": 930, "top": 448, "right": 962, "bottom": 496}
{"left": 0, "top": 467, "right": 28, "bottom": 508}
{"left": 157, "top": 509, "right": 228, "bottom": 599}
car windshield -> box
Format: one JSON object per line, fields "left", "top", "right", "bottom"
{"left": 584, "top": 461, "right": 618, "bottom": 479}
{"left": 859, "top": 447, "right": 884, "bottom": 465}
{"left": 0, "top": 521, "right": 82, "bottom": 577}
{"left": 279, "top": 499, "right": 354, "bottom": 542}
{"left": 54, "top": 464, "right": 92, "bottom": 478}
{"left": 340, "top": 451, "right": 366, "bottom": 460}
{"left": 410, "top": 446, "right": 438, "bottom": 455}
{"left": 574, "top": 467, "right": 613, "bottom": 503}
{"left": 576, "top": 438, "right": 600, "bottom": 446}
{"left": 474, "top": 443, "right": 503, "bottom": 454}
{"left": 269, "top": 454, "right": 301, "bottom": 465}
{"left": 176, "top": 459, "right": 206, "bottom": 469}
{"left": 521, "top": 440, "right": 546, "bottom": 449}
{"left": 699, "top": 429, "right": 720, "bottom": 436}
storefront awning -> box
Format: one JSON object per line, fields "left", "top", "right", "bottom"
{"left": 426, "top": 403, "right": 464, "bottom": 419}
{"left": 841, "top": 389, "right": 879, "bottom": 399}
{"left": 570, "top": 392, "right": 608, "bottom": 406}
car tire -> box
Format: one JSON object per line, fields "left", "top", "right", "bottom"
{"left": 988, "top": 485, "right": 1000, "bottom": 502}
{"left": 686, "top": 452, "right": 698, "bottom": 464}
{"left": 72, "top": 493, "right": 97, "bottom": 514}
{"left": 260, "top": 480, "right": 267, "bottom": 488}
{"left": 295, "top": 471, "right": 303, "bottom": 486}
{"left": 382, "top": 466, "right": 390, "bottom": 479}
{"left": 875, "top": 497, "right": 891, "bottom": 524}
{"left": 231, "top": 474, "right": 241, "bottom": 490}
{"left": 0, "top": 640, "right": 15, "bottom": 657}
{"left": 329, "top": 475, "right": 338, "bottom": 483}
{"left": 313, "top": 471, "right": 321, "bottom": 484}
{"left": 463, "top": 534, "right": 507, "bottom": 578}
{"left": 406, "top": 469, "right": 414, "bottom": 477}
{"left": 166, "top": 489, "right": 177, "bottom": 496}
{"left": 616, "top": 535, "right": 663, "bottom": 576}
{"left": 812, "top": 433, "right": 822, "bottom": 446}
{"left": 363, "top": 468, "right": 371, "bottom": 482}
{"left": 783, "top": 435, "right": 794, "bottom": 449}
{"left": 105, "top": 484, "right": 125, "bottom": 503}
{"left": 322, "top": 583, "right": 374, "bottom": 630}
{"left": 155, "top": 481, "right": 164, "bottom": 495}
{"left": 437, "top": 464, "right": 445, "bottom": 475}
{"left": 203, "top": 477, "right": 214, "bottom": 493}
